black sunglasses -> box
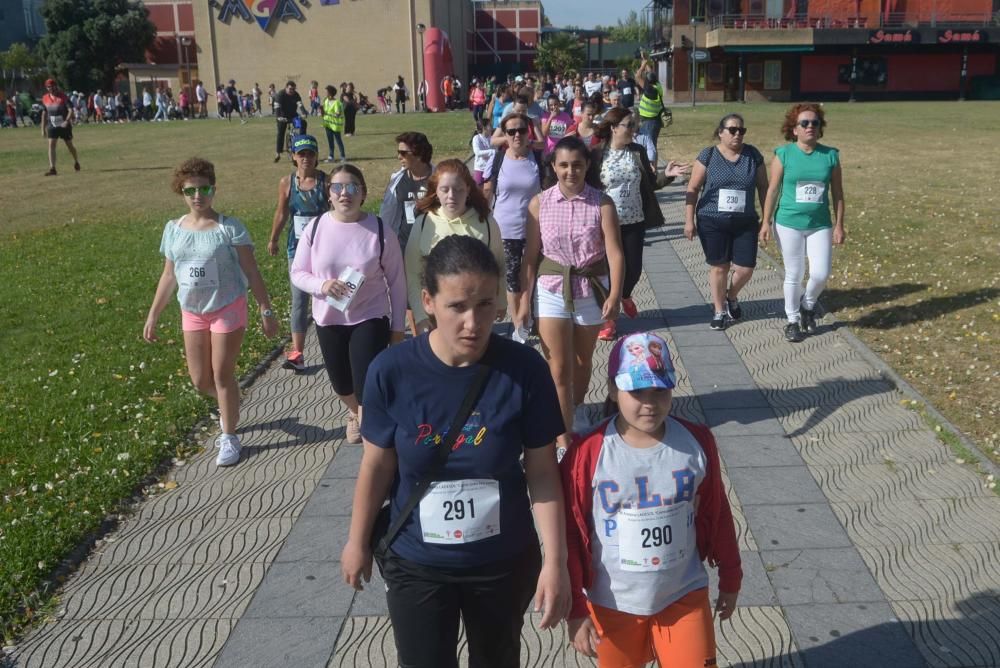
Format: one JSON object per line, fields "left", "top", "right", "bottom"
{"left": 505, "top": 127, "right": 529, "bottom": 137}
{"left": 723, "top": 127, "right": 747, "bottom": 136}
{"left": 798, "top": 119, "right": 821, "bottom": 128}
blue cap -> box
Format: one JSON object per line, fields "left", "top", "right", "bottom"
{"left": 608, "top": 332, "right": 677, "bottom": 391}
{"left": 291, "top": 134, "right": 318, "bottom": 154}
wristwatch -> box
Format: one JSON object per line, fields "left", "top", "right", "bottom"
{"left": 261, "top": 309, "right": 274, "bottom": 318}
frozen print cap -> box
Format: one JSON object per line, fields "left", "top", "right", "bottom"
{"left": 608, "top": 332, "right": 676, "bottom": 391}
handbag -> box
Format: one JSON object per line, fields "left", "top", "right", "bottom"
{"left": 636, "top": 148, "right": 666, "bottom": 229}
{"left": 370, "top": 348, "right": 494, "bottom": 569}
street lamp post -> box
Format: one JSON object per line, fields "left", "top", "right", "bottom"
{"left": 179, "top": 37, "right": 193, "bottom": 95}
{"left": 416, "top": 23, "right": 426, "bottom": 111}
{"left": 690, "top": 19, "right": 702, "bottom": 108}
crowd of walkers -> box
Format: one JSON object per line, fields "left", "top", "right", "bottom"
{"left": 136, "top": 54, "right": 844, "bottom": 664}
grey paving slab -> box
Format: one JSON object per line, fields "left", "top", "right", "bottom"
{"left": 703, "top": 407, "right": 786, "bottom": 437}
{"left": 714, "top": 435, "right": 808, "bottom": 468}
{"left": 726, "top": 466, "right": 826, "bottom": 506}
{"left": 707, "top": 551, "right": 777, "bottom": 607}
{"left": 697, "top": 387, "right": 774, "bottom": 410}
{"left": 742, "top": 503, "right": 853, "bottom": 550}
{"left": 348, "top": 570, "right": 390, "bottom": 617}
{"left": 214, "top": 617, "right": 342, "bottom": 668}
{"left": 760, "top": 548, "right": 884, "bottom": 605}
{"left": 321, "top": 445, "right": 364, "bottom": 479}
{"left": 272, "top": 515, "right": 350, "bottom": 563}
{"left": 782, "top": 602, "right": 926, "bottom": 668}
{"left": 242, "top": 561, "right": 352, "bottom": 618}
{"left": 300, "top": 478, "right": 357, "bottom": 517}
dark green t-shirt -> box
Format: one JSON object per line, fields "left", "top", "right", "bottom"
{"left": 774, "top": 143, "right": 839, "bottom": 230}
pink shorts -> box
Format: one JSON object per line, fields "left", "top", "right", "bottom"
{"left": 181, "top": 296, "right": 247, "bottom": 333}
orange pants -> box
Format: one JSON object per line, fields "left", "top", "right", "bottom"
{"left": 588, "top": 587, "right": 716, "bottom": 668}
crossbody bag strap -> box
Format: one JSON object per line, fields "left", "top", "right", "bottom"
{"left": 376, "top": 348, "right": 493, "bottom": 554}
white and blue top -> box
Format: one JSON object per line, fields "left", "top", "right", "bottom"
{"left": 159, "top": 214, "right": 251, "bottom": 314}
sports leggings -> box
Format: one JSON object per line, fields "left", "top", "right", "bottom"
{"left": 775, "top": 224, "right": 832, "bottom": 323}
{"left": 620, "top": 222, "right": 646, "bottom": 300}
{"left": 314, "top": 317, "right": 390, "bottom": 403}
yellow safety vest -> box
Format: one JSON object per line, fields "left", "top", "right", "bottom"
{"left": 637, "top": 83, "right": 664, "bottom": 119}
{"left": 323, "top": 98, "right": 344, "bottom": 132}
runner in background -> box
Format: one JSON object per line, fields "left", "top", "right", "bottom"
{"left": 761, "top": 103, "right": 846, "bottom": 343}
{"left": 405, "top": 159, "right": 506, "bottom": 334}
{"left": 524, "top": 136, "right": 624, "bottom": 456}
{"left": 291, "top": 164, "right": 407, "bottom": 444}
{"left": 143, "top": 158, "right": 279, "bottom": 467}
{"left": 322, "top": 85, "right": 347, "bottom": 163}
{"left": 40, "top": 79, "right": 80, "bottom": 176}
{"left": 635, "top": 54, "right": 666, "bottom": 147}
{"left": 273, "top": 81, "right": 306, "bottom": 163}
{"left": 267, "top": 135, "right": 329, "bottom": 371}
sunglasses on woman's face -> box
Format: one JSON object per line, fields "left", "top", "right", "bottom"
{"left": 330, "top": 182, "right": 362, "bottom": 196}
{"left": 798, "top": 119, "right": 821, "bottom": 128}
{"left": 182, "top": 185, "right": 215, "bottom": 197}
{"left": 397, "top": 149, "right": 413, "bottom": 157}
{"left": 723, "top": 126, "right": 747, "bottom": 135}
{"left": 505, "top": 127, "right": 529, "bottom": 137}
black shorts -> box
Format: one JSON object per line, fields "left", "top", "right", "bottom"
{"left": 697, "top": 216, "right": 759, "bottom": 268}
{"left": 501, "top": 238, "right": 526, "bottom": 293}
{"left": 47, "top": 125, "right": 73, "bottom": 141}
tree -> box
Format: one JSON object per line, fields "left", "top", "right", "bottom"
{"left": 608, "top": 10, "right": 648, "bottom": 44}
{"left": 0, "top": 43, "right": 42, "bottom": 90}
{"left": 534, "top": 33, "right": 585, "bottom": 75}
{"left": 37, "top": 0, "right": 156, "bottom": 91}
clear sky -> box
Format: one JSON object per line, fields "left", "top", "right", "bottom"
{"left": 540, "top": 0, "right": 651, "bottom": 29}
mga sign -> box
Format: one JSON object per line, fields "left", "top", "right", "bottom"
{"left": 216, "top": 0, "right": 305, "bottom": 32}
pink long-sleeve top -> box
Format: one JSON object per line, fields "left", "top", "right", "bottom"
{"left": 291, "top": 212, "right": 407, "bottom": 331}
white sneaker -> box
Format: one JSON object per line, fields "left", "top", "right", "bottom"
{"left": 215, "top": 433, "right": 242, "bottom": 467}
{"left": 571, "top": 405, "right": 591, "bottom": 434}
{"left": 511, "top": 325, "right": 528, "bottom": 344}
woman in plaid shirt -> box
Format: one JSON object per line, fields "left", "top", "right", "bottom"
{"left": 524, "top": 136, "right": 625, "bottom": 457}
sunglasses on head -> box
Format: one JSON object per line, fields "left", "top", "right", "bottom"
{"left": 723, "top": 126, "right": 747, "bottom": 135}
{"left": 505, "top": 127, "right": 529, "bottom": 137}
{"left": 182, "top": 185, "right": 215, "bottom": 197}
{"left": 330, "top": 182, "right": 362, "bottom": 196}
{"left": 798, "top": 119, "right": 821, "bottom": 128}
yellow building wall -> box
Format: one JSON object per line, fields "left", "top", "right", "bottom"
{"left": 192, "top": 0, "right": 459, "bottom": 105}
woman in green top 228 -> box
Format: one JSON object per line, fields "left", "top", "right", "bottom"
{"left": 760, "top": 103, "right": 846, "bottom": 344}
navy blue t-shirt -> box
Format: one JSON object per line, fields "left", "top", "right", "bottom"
{"left": 361, "top": 333, "right": 565, "bottom": 568}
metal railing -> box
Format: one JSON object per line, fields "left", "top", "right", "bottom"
{"left": 706, "top": 11, "right": 992, "bottom": 29}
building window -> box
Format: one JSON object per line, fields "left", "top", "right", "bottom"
{"left": 747, "top": 62, "right": 763, "bottom": 82}
{"left": 764, "top": 60, "right": 782, "bottom": 89}
{"left": 838, "top": 57, "right": 888, "bottom": 86}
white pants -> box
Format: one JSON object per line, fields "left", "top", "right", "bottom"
{"left": 775, "top": 225, "right": 832, "bottom": 323}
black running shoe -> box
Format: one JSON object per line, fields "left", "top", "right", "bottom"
{"left": 800, "top": 306, "right": 817, "bottom": 335}
{"left": 726, "top": 298, "right": 742, "bottom": 321}
{"left": 710, "top": 313, "right": 727, "bottom": 331}
{"left": 784, "top": 322, "right": 804, "bottom": 343}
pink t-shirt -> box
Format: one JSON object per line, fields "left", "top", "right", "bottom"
{"left": 470, "top": 88, "right": 486, "bottom": 106}
{"left": 543, "top": 111, "right": 573, "bottom": 154}
{"left": 291, "top": 213, "right": 407, "bottom": 330}
{"left": 537, "top": 184, "right": 607, "bottom": 299}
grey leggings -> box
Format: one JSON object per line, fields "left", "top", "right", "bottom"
{"left": 289, "top": 267, "right": 311, "bottom": 334}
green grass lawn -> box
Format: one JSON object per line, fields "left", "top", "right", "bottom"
{"left": 0, "top": 103, "right": 998, "bottom": 639}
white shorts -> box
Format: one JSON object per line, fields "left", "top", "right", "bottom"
{"left": 535, "top": 279, "right": 608, "bottom": 327}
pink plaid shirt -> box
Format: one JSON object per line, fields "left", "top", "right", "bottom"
{"left": 537, "top": 184, "right": 607, "bottom": 299}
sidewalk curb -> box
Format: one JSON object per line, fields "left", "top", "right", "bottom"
{"left": 756, "top": 246, "right": 999, "bottom": 480}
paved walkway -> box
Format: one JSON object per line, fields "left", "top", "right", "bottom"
{"left": 9, "top": 186, "right": 1000, "bottom": 668}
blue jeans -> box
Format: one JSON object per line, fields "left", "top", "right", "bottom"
{"left": 638, "top": 116, "right": 662, "bottom": 147}
{"left": 325, "top": 127, "right": 346, "bottom": 159}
